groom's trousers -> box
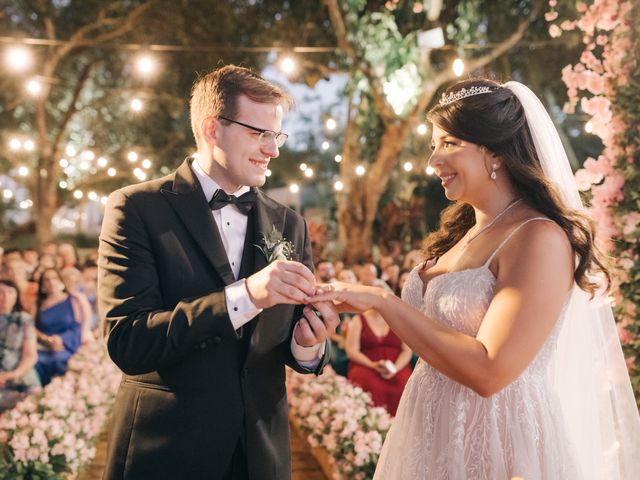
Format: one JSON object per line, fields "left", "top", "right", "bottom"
{"left": 223, "top": 441, "right": 248, "bottom": 480}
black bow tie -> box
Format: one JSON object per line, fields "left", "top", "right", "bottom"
{"left": 208, "top": 189, "right": 257, "bottom": 215}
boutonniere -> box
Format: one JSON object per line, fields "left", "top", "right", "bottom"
{"left": 255, "top": 225, "right": 296, "bottom": 263}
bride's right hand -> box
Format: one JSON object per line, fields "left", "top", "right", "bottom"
{"left": 310, "top": 282, "right": 386, "bottom": 313}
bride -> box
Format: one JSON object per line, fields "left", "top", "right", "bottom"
{"left": 310, "top": 79, "right": 640, "bottom": 479}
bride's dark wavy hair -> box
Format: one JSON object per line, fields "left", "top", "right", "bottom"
{"left": 423, "top": 78, "right": 609, "bottom": 295}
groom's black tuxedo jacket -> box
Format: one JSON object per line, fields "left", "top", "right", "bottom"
{"left": 98, "top": 158, "right": 329, "bottom": 479}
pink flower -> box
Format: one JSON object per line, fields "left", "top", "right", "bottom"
{"left": 621, "top": 213, "right": 640, "bottom": 236}
{"left": 545, "top": 11, "right": 558, "bottom": 21}
{"left": 548, "top": 24, "right": 562, "bottom": 38}
{"left": 575, "top": 169, "right": 594, "bottom": 191}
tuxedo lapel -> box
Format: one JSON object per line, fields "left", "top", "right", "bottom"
{"left": 160, "top": 159, "right": 236, "bottom": 286}
{"left": 252, "top": 190, "right": 289, "bottom": 272}
{"left": 246, "top": 192, "right": 294, "bottom": 364}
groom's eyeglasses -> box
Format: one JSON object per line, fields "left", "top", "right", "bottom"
{"left": 218, "top": 116, "right": 288, "bottom": 148}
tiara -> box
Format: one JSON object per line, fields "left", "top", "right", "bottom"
{"left": 439, "top": 86, "right": 493, "bottom": 106}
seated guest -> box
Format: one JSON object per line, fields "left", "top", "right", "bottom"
{"left": 57, "top": 242, "right": 79, "bottom": 270}
{"left": 22, "top": 248, "right": 39, "bottom": 278}
{"left": 329, "top": 269, "right": 358, "bottom": 377}
{"left": 31, "top": 252, "right": 57, "bottom": 282}
{"left": 357, "top": 262, "right": 392, "bottom": 291}
{"left": 395, "top": 268, "right": 412, "bottom": 297}
{"left": 34, "top": 268, "right": 83, "bottom": 385}
{"left": 346, "top": 309, "right": 412, "bottom": 415}
{"left": 61, "top": 267, "right": 96, "bottom": 338}
{"left": 315, "top": 260, "right": 336, "bottom": 283}
{"left": 4, "top": 258, "right": 38, "bottom": 315}
{"left": 0, "top": 280, "right": 40, "bottom": 411}
{"left": 337, "top": 268, "right": 357, "bottom": 284}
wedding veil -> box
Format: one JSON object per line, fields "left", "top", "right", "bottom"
{"left": 504, "top": 81, "right": 640, "bottom": 480}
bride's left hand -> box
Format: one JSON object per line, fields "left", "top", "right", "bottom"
{"left": 309, "top": 282, "right": 386, "bottom": 313}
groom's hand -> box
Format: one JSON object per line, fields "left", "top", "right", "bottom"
{"left": 245, "top": 260, "right": 316, "bottom": 309}
{"left": 294, "top": 301, "right": 340, "bottom": 347}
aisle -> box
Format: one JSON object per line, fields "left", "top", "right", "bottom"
{"left": 76, "top": 424, "right": 327, "bottom": 479}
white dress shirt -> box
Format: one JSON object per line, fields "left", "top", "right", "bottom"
{"left": 191, "top": 159, "right": 323, "bottom": 367}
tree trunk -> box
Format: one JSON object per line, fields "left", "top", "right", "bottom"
{"left": 34, "top": 147, "right": 58, "bottom": 249}
{"left": 338, "top": 122, "right": 409, "bottom": 263}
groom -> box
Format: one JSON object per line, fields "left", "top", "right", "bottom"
{"left": 98, "top": 65, "right": 337, "bottom": 479}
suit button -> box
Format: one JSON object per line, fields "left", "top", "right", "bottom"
{"left": 199, "top": 341, "right": 207, "bottom": 349}
{"left": 212, "top": 336, "right": 222, "bottom": 344}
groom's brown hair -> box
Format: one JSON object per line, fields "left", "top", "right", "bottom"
{"left": 190, "top": 65, "right": 294, "bottom": 147}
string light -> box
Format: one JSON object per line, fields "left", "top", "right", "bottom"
{"left": 289, "top": 183, "right": 299, "bottom": 193}
{"left": 59, "top": 159, "right": 69, "bottom": 168}
{"left": 23, "top": 139, "right": 35, "bottom": 151}
{"left": 452, "top": 58, "right": 465, "bottom": 77}
{"left": 97, "top": 157, "right": 108, "bottom": 167}
{"left": 5, "top": 46, "right": 32, "bottom": 72}
{"left": 321, "top": 141, "right": 330, "bottom": 150}
{"left": 325, "top": 118, "right": 337, "bottom": 130}
{"left": 141, "top": 158, "right": 152, "bottom": 169}
{"left": 425, "top": 165, "right": 435, "bottom": 175}
{"left": 417, "top": 123, "right": 428, "bottom": 135}
{"left": 17, "top": 166, "right": 29, "bottom": 176}
{"left": 403, "top": 161, "right": 413, "bottom": 172}
{"left": 265, "top": 169, "right": 272, "bottom": 177}
{"left": 584, "top": 121, "right": 593, "bottom": 134}
{"left": 299, "top": 163, "right": 308, "bottom": 171}
{"left": 334, "top": 180, "right": 344, "bottom": 191}
{"left": 73, "top": 190, "right": 83, "bottom": 199}
{"left": 2, "top": 189, "right": 13, "bottom": 200}
{"left": 133, "top": 168, "right": 147, "bottom": 181}
{"left": 9, "top": 138, "right": 21, "bottom": 151}
{"left": 59, "top": 181, "right": 68, "bottom": 189}
{"left": 334, "top": 154, "right": 342, "bottom": 163}
{"left": 79, "top": 161, "right": 90, "bottom": 171}
{"left": 279, "top": 56, "right": 296, "bottom": 75}
{"left": 304, "top": 168, "right": 314, "bottom": 178}
{"left": 26, "top": 79, "right": 42, "bottom": 95}
{"left": 136, "top": 55, "right": 155, "bottom": 76}
{"left": 88, "top": 191, "right": 98, "bottom": 201}
{"left": 81, "top": 150, "right": 95, "bottom": 161}
{"left": 107, "top": 168, "right": 117, "bottom": 177}
{"left": 355, "top": 165, "right": 366, "bottom": 176}
{"left": 65, "top": 145, "right": 77, "bottom": 157}
{"left": 19, "top": 199, "right": 32, "bottom": 209}
{"left": 101, "top": 196, "right": 108, "bottom": 205}
{"left": 127, "top": 151, "right": 138, "bottom": 162}
{"left": 130, "top": 98, "right": 143, "bottom": 112}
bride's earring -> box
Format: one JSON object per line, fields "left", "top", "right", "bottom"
{"left": 490, "top": 164, "right": 497, "bottom": 181}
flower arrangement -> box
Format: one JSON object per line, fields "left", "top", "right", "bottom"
{"left": 0, "top": 341, "right": 121, "bottom": 479}
{"left": 287, "top": 366, "right": 392, "bottom": 480}
{"left": 546, "top": 0, "right": 640, "bottom": 403}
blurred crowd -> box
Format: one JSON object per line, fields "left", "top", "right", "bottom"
{"left": 0, "top": 242, "right": 99, "bottom": 411}
{"left": 314, "top": 244, "right": 424, "bottom": 416}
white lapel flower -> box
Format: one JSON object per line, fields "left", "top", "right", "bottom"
{"left": 255, "top": 225, "right": 296, "bottom": 263}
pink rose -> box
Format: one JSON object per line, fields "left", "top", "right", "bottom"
{"left": 548, "top": 24, "right": 562, "bottom": 38}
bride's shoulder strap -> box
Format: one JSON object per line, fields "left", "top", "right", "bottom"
{"left": 483, "top": 217, "right": 553, "bottom": 268}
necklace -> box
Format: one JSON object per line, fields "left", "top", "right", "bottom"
{"left": 463, "top": 199, "right": 522, "bottom": 249}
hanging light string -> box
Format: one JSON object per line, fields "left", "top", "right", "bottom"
{"left": 0, "top": 35, "right": 561, "bottom": 53}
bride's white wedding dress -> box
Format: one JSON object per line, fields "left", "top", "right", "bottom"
{"left": 374, "top": 219, "right": 582, "bottom": 479}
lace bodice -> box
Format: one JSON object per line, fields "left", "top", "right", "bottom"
{"left": 402, "top": 265, "right": 563, "bottom": 382}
